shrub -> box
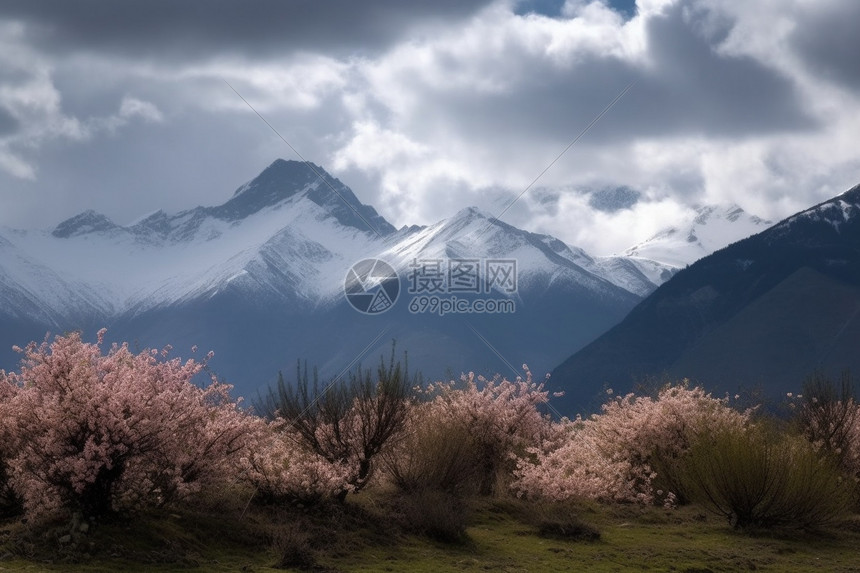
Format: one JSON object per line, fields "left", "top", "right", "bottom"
{"left": 530, "top": 503, "right": 601, "bottom": 541}
{"left": 396, "top": 489, "right": 470, "bottom": 543}
{"left": 0, "top": 330, "right": 253, "bottom": 520}
{"left": 421, "top": 367, "right": 554, "bottom": 495}
{"left": 513, "top": 383, "right": 749, "bottom": 505}
{"left": 263, "top": 347, "right": 413, "bottom": 500}
{"left": 680, "top": 424, "right": 853, "bottom": 529}
{"left": 381, "top": 403, "right": 481, "bottom": 496}
{"left": 794, "top": 371, "right": 860, "bottom": 480}
{"left": 271, "top": 522, "right": 316, "bottom": 570}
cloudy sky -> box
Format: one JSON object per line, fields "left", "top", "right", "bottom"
{"left": 1, "top": 0, "right": 858, "bottom": 255}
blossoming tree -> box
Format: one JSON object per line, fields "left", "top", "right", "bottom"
{"left": 0, "top": 330, "right": 252, "bottom": 519}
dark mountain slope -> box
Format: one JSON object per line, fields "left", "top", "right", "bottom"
{"left": 551, "top": 184, "right": 860, "bottom": 413}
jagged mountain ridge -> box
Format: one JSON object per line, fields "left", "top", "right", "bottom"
{"left": 1, "top": 160, "right": 670, "bottom": 325}
{"left": 0, "top": 160, "right": 647, "bottom": 400}
{"left": 0, "top": 159, "right": 779, "bottom": 406}
{"left": 380, "top": 206, "right": 657, "bottom": 297}
{"left": 3, "top": 160, "right": 396, "bottom": 322}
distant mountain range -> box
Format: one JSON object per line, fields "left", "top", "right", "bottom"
{"left": 624, "top": 204, "right": 772, "bottom": 268}
{"left": 0, "top": 159, "right": 784, "bottom": 409}
{"left": 551, "top": 184, "right": 860, "bottom": 414}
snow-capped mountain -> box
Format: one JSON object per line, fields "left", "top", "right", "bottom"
{"left": 624, "top": 204, "right": 773, "bottom": 269}
{"left": 380, "top": 206, "right": 654, "bottom": 296}
{"left": 0, "top": 159, "right": 786, "bottom": 404}
{"left": 562, "top": 249, "right": 674, "bottom": 298}
{"left": 0, "top": 159, "right": 645, "bottom": 399}
{"left": 0, "top": 160, "right": 394, "bottom": 324}
{"left": 768, "top": 188, "right": 860, "bottom": 239}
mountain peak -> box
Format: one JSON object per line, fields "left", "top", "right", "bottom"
{"left": 450, "top": 205, "right": 492, "bottom": 222}
{"left": 839, "top": 182, "right": 860, "bottom": 201}
{"left": 216, "top": 159, "right": 396, "bottom": 235}
{"left": 691, "top": 203, "right": 751, "bottom": 225}
{"left": 52, "top": 210, "right": 119, "bottom": 238}
{"left": 723, "top": 204, "right": 746, "bottom": 222}
{"left": 221, "top": 159, "right": 318, "bottom": 218}
{"left": 429, "top": 206, "right": 499, "bottom": 240}
{"left": 624, "top": 202, "right": 772, "bottom": 268}
{"left": 231, "top": 159, "right": 317, "bottom": 199}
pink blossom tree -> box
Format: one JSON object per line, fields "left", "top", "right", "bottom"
{"left": 239, "top": 417, "right": 352, "bottom": 504}
{"left": 0, "top": 375, "right": 21, "bottom": 516}
{"left": 0, "top": 330, "right": 252, "bottom": 519}
{"left": 513, "top": 383, "right": 750, "bottom": 506}
{"left": 420, "top": 367, "right": 555, "bottom": 494}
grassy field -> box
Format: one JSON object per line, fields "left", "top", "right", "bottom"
{"left": 1, "top": 492, "right": 859, "bottom": 572}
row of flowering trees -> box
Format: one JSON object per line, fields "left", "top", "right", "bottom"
{"left": 1, "top": 331, "right": 858, "bottom": 528}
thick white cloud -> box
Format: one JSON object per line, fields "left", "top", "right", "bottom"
{"left": 329, "top": 0, "right": 841, "bottom": 250}
{"left": 0, "top": 23, "right": 85, "bottom": 180}
{"left": 0, "top": 0, "right": 858, "bottom": 255}
{"left": 0, "top": 24, "right": 164, "bottom": 185}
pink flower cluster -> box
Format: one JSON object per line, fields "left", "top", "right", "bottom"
{"left": 0, "top": 331, "right": 252, "bottom": 518}
{"left": 240, "top": 417, "right": 352, "bottom": 504}
{"left": 0, "top": 332, "right": 771, "bottom": 519}
{"left": 0, "top": 331, "right": 416, "bottom": 517}
{"left": 512, "top": 384, "right": 750, "bottom": 505}
{"left": 419, "top": 367, "right": 555, "bottom": 493}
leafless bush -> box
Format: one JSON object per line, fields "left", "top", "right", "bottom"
{"left": 262, "top": 345, "right": 414, "bottom": 500}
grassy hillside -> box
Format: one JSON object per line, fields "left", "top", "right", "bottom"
{"left": 2, "top": 491, "right": 860, "bottom": 572}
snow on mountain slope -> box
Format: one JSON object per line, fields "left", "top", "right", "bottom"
{"left": 770, "top": 184, "right": 860, "bottom": 236}
{"left": 589, "top": 256, "right": 676, "bottom": 297}
{"left": 531, "top": 235, "right": 659, "bottom": 297}
{"left": 379, "top": 207, "right": 634, "bottom": 299}
{"left": 0, "top": 160, "right": 390, "bottom": 322}
{"left": 0, "top": 160, "right": 660, "bottom": 328}
{"left": 624, "top": 204, "right": 773, "bottom": 269}
{"left": 0, "top": 228, "right": 117, "bottom": 324}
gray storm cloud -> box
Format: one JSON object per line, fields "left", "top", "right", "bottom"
{"left": 0, "top": 0, "right": 858, "bottom": 256}
{"left": 0, "top": 0, "right": 493, "bottom": 58}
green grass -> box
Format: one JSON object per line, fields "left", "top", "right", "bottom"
{"left": 325, "top": 501, "right": 860, "bottom": 573}
{"left": 2, "top": 494, "right": 860, "bottom": 572}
